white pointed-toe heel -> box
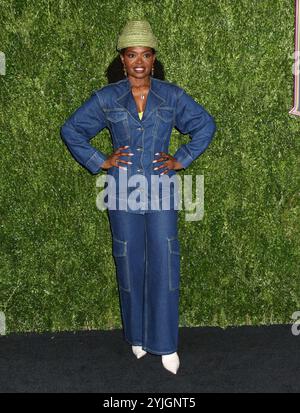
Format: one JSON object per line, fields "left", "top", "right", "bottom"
{"left": 132, "top": 345, "right": 147, "bottom": 359}
{"left": 161, "top": 352, "right": 180, "bottom": 374}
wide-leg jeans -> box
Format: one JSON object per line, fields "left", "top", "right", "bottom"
{"left": 107, "top": 209, "right": 180, "bottom": 355}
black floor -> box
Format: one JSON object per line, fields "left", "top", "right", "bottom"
{"left": 0, "top": 324, "right": 299, "bottom": 393}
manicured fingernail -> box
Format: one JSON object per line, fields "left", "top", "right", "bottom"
{"left": 154, "top": 167, "right": 158, "bottom": 170}
{"left": 155, "top": 152, "right": 160, "bottom": 155}
{"left": 128, "top": 162, "right": 132, "bottom": 164}
{"left": 152, "top": 160, "right": 157, "bottom": 163}
{"left": 124, "top": 146, "right": 129, "bottom": 148}
{"left": 129, "top": 153, "right": 134, "bottom": 155}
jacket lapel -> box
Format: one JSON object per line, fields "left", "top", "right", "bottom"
{"left": 115, "top": 77, "right": 166, "bottom": 123}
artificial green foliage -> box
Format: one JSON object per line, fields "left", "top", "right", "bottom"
{"left": 0, "top": 0, "right": 299, "bottom": 333}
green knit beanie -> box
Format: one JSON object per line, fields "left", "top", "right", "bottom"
{"left": 117, "top": 20, "right": 158, "bottom": 51}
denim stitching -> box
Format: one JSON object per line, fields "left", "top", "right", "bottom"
{"left": 125, "top": 337, "right": 176, "bottom": 355}
{"left": 180, "top": 145, "right": 194, "bottom": 161}
{"left": 151, "top": 108, "right": 160, "bottom": 153}
{"left": 156, "top": 108, "right": 174, "bottom": 123}
{"left": 167, "top": 236, "right": 180, "bottom": 291}
{"left": 85, "top": 151, "right": 97, "bottom": 169}
{"left": 124, "top": 336, "right": 143, "bottom": 347}
{"left": 124, "top": 116, "right": 131, "bottom": 142}
{"left": 144, "top": 217, "right": 148, "bottom": 349}
{"left": 140, "top": 128, "right": 145, "bottom": 179}
{"left": 105, "top": 111, "right": 127, "bottom": 122}
{"left": 105, "top": 110, "right": 131, "bottom": 148}
{"left": 141, "top": 346, "right": 177, "bottom": 356}
{"left": 112, "top": 236, "right": 130, "bottom": 292}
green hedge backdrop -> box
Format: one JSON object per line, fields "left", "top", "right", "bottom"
{"left": 0, "top": 0, "right": 299, "bottom": 333}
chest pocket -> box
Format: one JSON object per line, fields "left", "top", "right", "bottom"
{"left": 157, "top": 107, "right": 174, "bottom": 123}
{"left": 105, "top": 110, "right": 129, "bottom": 144}
{"left": 106, "top": 110, "right": 128, "bottom": 123}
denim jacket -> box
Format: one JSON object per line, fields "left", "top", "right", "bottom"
{"left": 60, "top": 77, "right": 217, "bottom": 213}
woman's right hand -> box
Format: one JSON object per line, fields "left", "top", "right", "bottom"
{"left": 101, "top": 145, "right": 134, "bottom": 170}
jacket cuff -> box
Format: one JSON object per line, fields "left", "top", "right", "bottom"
{"left": 85, "top": 151, "right": 108, "bottom": 174}
{"left": 173, "top": 145, "right": 194, "bottom": 170}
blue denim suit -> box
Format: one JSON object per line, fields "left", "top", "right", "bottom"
{"left": 60, "top": 77, "right": 216, "bottom": 355}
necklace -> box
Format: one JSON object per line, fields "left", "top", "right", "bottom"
{"left": 132, "top": 84, "right": 148, "bottom": 101}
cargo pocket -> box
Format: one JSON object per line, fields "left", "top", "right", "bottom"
{"left": 112, "top": 236, "right": 130, "bottom": 292}
{"left": 167, "top": 236, "right": 180, "bottom": 291}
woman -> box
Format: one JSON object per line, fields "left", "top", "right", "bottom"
{"left": 61, "top": 20, "right": 216, "bottom": 375}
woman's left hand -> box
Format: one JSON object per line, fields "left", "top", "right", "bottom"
{"left": 152, "top": 152, "right": 184, "bottom": 175}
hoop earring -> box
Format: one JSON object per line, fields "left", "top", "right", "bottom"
{"left": 123, "top": 66, "right": 127, "bottom": 77}
{"left": 151, "top": 66, "right": 154, "bottom": 77}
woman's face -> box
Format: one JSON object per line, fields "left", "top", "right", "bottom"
{"left": 120, "top": 46, "right": 156, "bottom": 80}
